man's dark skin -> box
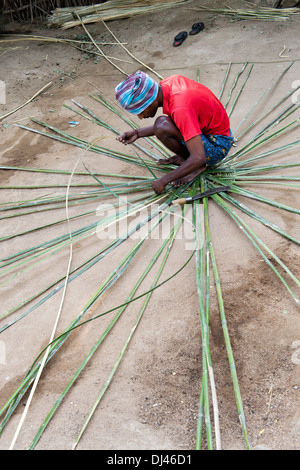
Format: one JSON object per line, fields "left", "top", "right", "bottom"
{"left": 117, "top": 86, "right": 207, "bottom": 194}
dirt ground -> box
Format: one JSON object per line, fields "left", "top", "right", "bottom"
{"left": 0, "top": 0, "right": 299, "bottom": 451}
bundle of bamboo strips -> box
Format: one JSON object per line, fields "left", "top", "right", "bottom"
{"left": 47, "top": 0, "right": 190, "bottom": 29}
{"left": 2, "top": 0, "right": 98, "bottom": 23}
{"left": 188, "top": 2, "right": 300, "bottom": 22}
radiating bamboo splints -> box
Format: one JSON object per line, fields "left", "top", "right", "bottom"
{"left": 0, "top": 59, "right": 299, "bottom": 450}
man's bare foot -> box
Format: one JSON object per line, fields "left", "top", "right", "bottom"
{"left": 171, "top": 168, "right": 205, "bottom": 188}
{"left": 157, "top": 155, "right": 185, "bottom": 166}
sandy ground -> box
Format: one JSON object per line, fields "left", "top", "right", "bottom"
{"left": 0, "top": 0, "right": 299, "bottom": 451}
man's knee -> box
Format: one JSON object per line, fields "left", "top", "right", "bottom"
{"left": 153, "top": 115, "right": 177, "bottom": 140}
{"left": 154, "top": 116, "right": 170, "bottom": 138}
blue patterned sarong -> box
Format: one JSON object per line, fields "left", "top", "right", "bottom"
{"left": 182, "top": 130, "right": 234, "bottom": 167}
{"left": 201, "top": 131, "right": 235, "bottom": 167}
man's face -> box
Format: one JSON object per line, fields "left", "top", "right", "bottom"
{"left": 137, "top": 99, "right": 158, "bottom": 119}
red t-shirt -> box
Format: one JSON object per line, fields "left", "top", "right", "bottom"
{"left": 160, "top": 75, "right": 231, "bottom": 141}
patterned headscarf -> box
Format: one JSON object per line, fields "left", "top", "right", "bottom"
{"left": 115, "top": 71, "right": 159, "bottom": 115}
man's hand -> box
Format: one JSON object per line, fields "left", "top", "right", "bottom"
{"left": 152, "top": 178, "right": 167, "bottom": 194}
{"left": 117, "top": 130, "right": 138, "bottom": 145}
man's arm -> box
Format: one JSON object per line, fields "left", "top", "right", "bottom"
{"left": 152, "top": 135, "right": 206, "bottom": 193}
{"left": 117, "top": 125, "right": 155, "bottom": 145}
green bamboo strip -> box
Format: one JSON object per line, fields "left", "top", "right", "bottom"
{"left": 2, "top": 190, "right": 153, "bottom": 253}
{"left": 252, "top": 102, "right": 300, "bottom": 142}
{"left": 227, "top": 120, "right": 300, "bottom": 165}
{"left": 230, "top": 140, "right": 300, "bottom": 168}
{"left": 30, "top": 118, "right": 144, "bottom": 163}
{"left": 1, "top": 211, "right": 195, "bottom": 432}
{"left": 0, "top": 209, "right": 166, "bottom": 427}
{"left": 224, "top": 62, "right": 248, "bottom": 110}
{"left": 0, "top": 193, "right": 167, "bottom": 329}
{"left": 72, "top": 204, "right": 172, "bottom": 315}
{"left": 229, "top": 163, "right": 300, "bottom": 174}
{"left": 228, "top": 64, "right": 253, "bottom": 118}
{"left": 207, "top": 179, "right": 300, "bottom": 245}
{"left": 0, "top": 187, "right": 107, "bottom": 208}
{"left": 211, "top": 163, "right": 300, "bottom": 178}
{"left": 0, "top": 195, "right": 155, "bottom": 319}
{"left": 0, "top": 186, "right": 153, "bottom": 223}
{"left": 91, "top": 93, "right": 172, "bottom": 159}
{"left": 0, "top": 210, "right": 116, "bottom": 274}
{"left": 193, "top": 196, "right": 214, "bottom": 449}
{"left": 0, "top": 219, "right": 98, "bottom": 268}
{"left": 132, "top": 147, "right": 157, "bottom": 179}
{"left": 211, "top": 193, "right": 300, "bottom": 304}
{"left": 196, "top": 386, "right": 205, "bottom": 449}
{"left": 0, "top": 209, "right": 95, "bottom": 243}
{"left": 233, "top": 61, "right": 294, "bottom": 135}
{"left": 0, "top": 165, "right": 151, "bottom": 180}
{"left": 207, "top": 175, "right": 300, "bottom": 217}
{"left": 235, "top": 79, "right": 298, "bottom": 140}
{"left": 18, "top": 120, "right": 166, "bottom": 173}
{"left": 82, "top": 161, "right": 152, "bottom": 208}
{"left": 228, "top": 184, "right": 300, "bottom": 215}
{"left": 72, "top": 207, "right": 187, "bottom": 449}
{"left": 0, "top": 189, "right": 164, "bottom": 278}
{"left": 0, "top": 241, "right": 115, "bottom": 327}
{"left": 202, "top": 180, "right": 252, "bottom": 449}
{"left": 228, "top": 196, "right": 300, "bottom": 285}
{"left": 0, "top": 185, "right": 154, "bottom": 242}
{"left": 28, "top": 223, "right": 194, "bottom": 375}
{"left": 22, "top": 181, "right": 190, "bottom": 361}
{"left": 0, "top": 183, "right": 103, "bottom": 189}
{"left": 0, "top": 179, "right": 152, "bottom": 210}
{"left": 0, "top": 194, "right": 159, "bottom": 289}
{"left": 218, "top": 62, "right": 231, "bottom": 100}
{"left": 0, "top": 190, "right": 112, "bottom": 213}
{"left": 194, "top": 200, "right": 206, "bottom": 449}
{"left": 209, "top": 170, "right": 300, "bottom": 182}
{"left": 189, "top": 181, "right": 210, "bottom": 449}
{"left": 0, "top": 177, "right": 153, "bottom": 190}
{"left": 243, "top": 102, "right": 300, "bottom": 152}
{"left": 15, "top": 122, "right": 144, "bottom": 167}
{"left": 0, "top": 190, "right": 150, "bottom": 221}
{"left": 0, "top": 184, "right": 183, "bottom": 324}
{"left": 29, "top": 221, "right": 176, "bottom": 449}
{"left": 66, "top": 100, "right": 163, "bottom": 161}
{"left": 231, "top": 180, "right": 300, "bottom": 189}
{"left": 2, "top": 185, "right": 159, "bottom": 261}
{"left": 236, "top": 89, "right": 299, "bottom": 142}
{"left": 203, "top": 191, "right": 222, "bottom": 450}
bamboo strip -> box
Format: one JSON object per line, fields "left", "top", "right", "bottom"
{"left": 186, "top": 4, "right": 300, "bottom": 22}
{"left": 0, "top": 81, "right": 52, "bottom": 121}
{"left": 101, "top": 19, "right": 163, "bottom": 80}
{"left": 47, "top": 0, "right": 190, "bottom": 29}
{"left": 201, "top": 179, "right": 251, "bottom": 449}
{"left": 30, "top": 225, "right": 175, "bottom": 449}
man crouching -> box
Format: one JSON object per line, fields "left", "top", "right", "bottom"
{"left": 115, "top": 71, "right": 234, "bottom": 194}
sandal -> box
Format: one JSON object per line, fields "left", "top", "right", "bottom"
{"left": 173, "top": 31, "right": 188, "bottom": 47}
{"left": 189, "top": 22, "right": 205, "bottom": 35}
